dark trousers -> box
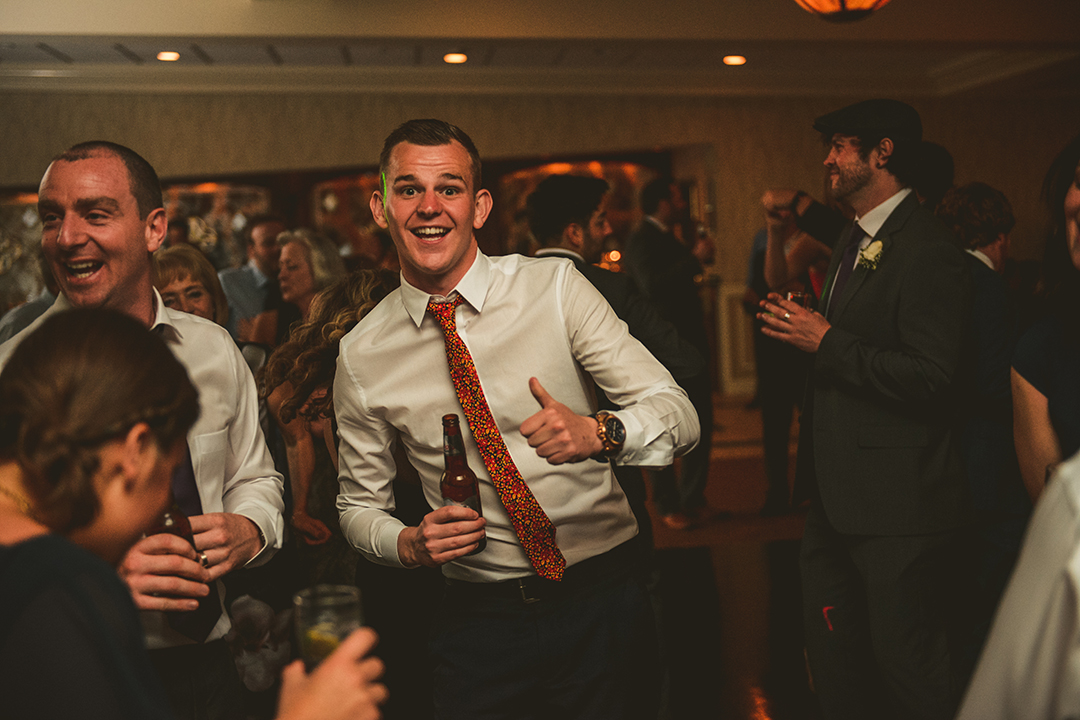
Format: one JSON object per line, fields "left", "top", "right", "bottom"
{"left": 800, "top": 503, "right": 962, "bottom": 720}
{"left": 149, "top": 640, "right": 243, "bottom": 720}
{"left": 757, "top": 335, "right": 806, "bottom": 509}
{"left": 430, "top": 546, "right": 659, "bottom": 720}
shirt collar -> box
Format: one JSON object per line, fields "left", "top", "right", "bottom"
{"left": 399, "top": 251, "right": 491, "bottom": 327}
{"left": 967, "top": 247, "right": 996, "bottom": 270}
{"left": 854, "top": 187, "right": 913, "bottom": 239}
{"left": 149, "top": 288, "right": 184, "bottom": 342}
{"left": 247, "top": 259, "right": 271, "bottom": 287}
{"left": 535, "top": 248, "right": 585, "bottom": 264}
{"left": 52, "top": 289, "right": 183, "bottom": 341}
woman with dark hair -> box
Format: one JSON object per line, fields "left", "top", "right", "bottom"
{"left": 1012, "top": 132, "right": 1080, "bottom": 502}
{"left": 0, "top": 308, "right": 387, "bottom": 720}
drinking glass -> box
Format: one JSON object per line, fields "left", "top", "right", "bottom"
{"left": 785, "top": 290, "right": 813, "bottom": 309}
{"left": 293, "top": 585, "right": 363, "bottom": 671}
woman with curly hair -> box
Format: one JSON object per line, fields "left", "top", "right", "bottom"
{"left": 1012, "top": 132, "right": 1080, "bottom": 502}
{"left": 260, "top": 270, "right": 391, "bottom": 563}
{"left": 261, "top": 269, "right": 438, "bottom": 719}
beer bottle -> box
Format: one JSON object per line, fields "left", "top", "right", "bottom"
{"left": 441, "top": 413, "right": 486, "bottom": 555}
{"left": 147, "top": 495, "right": 221, "bottom": 641}
{"left": 147, "top": 497, "right": 195, "bottom": 544}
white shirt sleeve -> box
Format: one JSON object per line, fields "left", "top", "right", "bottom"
{"left": 558, "top": 263, "right": 700, "bottom": 467}
{"left": 334, "top": 347, "right": 410, "bottom": 567}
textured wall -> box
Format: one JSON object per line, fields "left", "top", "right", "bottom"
{"left": 3, "top": 92, "right": 1076, "bottom": 278}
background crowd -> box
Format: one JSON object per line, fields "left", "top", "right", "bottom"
{"left": 0, "top": 101, "right": 1078, "bottom": 720}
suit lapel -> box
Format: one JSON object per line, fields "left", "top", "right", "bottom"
{"left": 826, "top": 193, "right": 920, "bottom": 322}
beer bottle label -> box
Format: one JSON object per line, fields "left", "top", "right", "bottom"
{"left": 443, "top": 493, "right": 481, "bottom": 513}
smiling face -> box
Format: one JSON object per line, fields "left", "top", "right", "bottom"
{"left": 37, "top": 153, "right": 165, "bottom": 324}
{"left": 160, "top": 274, "right": 215, "bottom": 321}
{"left": 824, "top": 134, "right": 874, "bottom": 206}
{"left": 370, "top": 141, "right": 492, "bottom": 296}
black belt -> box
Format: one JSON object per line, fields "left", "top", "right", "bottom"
{"left": 444, "top": 539, "right": 640, "bottom": 604}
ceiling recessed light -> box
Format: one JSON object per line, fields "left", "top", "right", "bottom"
{"left": 157, "top": 51, "right": 180, "bottom": 62}
{"left": 723, "top": 55, "right": 747, "bottom": 66}
{"left": 443, "top": 52, "right": 468, "bottom": 65}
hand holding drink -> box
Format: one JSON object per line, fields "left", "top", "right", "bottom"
{"left": 294, "top": 585, "right": 364, "bottom": 671}
{"left": 785, "top": 290, "right": 813, "bottom": 309}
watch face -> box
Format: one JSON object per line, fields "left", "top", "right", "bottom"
{"left": 604, "top": 416, "right": 626, "bottom": 445}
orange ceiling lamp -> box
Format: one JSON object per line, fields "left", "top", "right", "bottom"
{"left": 793, "top": 0, "right": 892, "bottom": 22}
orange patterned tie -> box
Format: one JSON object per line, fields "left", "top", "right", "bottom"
{"left": 428, "top": 296, "right": 566, "bottom": 581}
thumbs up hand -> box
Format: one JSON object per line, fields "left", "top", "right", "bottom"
{"left": 519, "top": 377, "right": 603, "bottom": 464}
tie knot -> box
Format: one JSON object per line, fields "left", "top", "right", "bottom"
{"left": 427, "top": 296, "right": 464, "bottom": 334}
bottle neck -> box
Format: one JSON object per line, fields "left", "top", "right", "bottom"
{"left": 443, "top": 425, "right": 472, "bottom": 475}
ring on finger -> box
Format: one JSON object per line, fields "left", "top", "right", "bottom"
{"left": 783, "top": 311, "right": 792, "bottom": 321}
{"left": 198, "top": 552, "right": 210, "bottom": 569}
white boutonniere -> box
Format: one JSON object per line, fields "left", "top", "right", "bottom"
{"left": 857, "top": 240, "right": 883, "bottom": 271}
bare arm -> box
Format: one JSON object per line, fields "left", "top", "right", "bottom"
{"left": 1012, "top": 367, "right": 1061, "bottom": 502}
{"left": 763, "top": 215, "right": 798, "bottom": 290}
{"left": 269, "top": 384, "right": 331, "bottom": 545}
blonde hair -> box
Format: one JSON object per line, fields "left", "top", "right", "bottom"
{"left": 277, "top": 229, "right": 347, "bottom": 295}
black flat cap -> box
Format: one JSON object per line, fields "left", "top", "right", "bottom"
{"left": 813, "top": 99, "right": 922, "bottom": 142}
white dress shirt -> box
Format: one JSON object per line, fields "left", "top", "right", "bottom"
{"left": 957, "top": 451, "right": 1080, "bottom": 720}
{"left": 0, "top": 291, "right": 285, "bottom": 647}
{"left": 334, "top": 252, "right": 699, "bottom": 582}
{"left": 824, "top": 187, "right": 913, "bottom": 310}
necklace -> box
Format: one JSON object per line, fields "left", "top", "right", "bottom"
{"left": 0, "top": 484, "right": 36, "bottom": 519}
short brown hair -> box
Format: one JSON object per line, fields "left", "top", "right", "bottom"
{"left": 935, "top": 182, "right": 1015, "bottom": 250}
{"left": 53, "top": 141, "right": 163, "bottom": 220}
{"left": 378, "top": 119, "right": 482, "bottom": 193}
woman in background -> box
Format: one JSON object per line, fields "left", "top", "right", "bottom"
{"left": 261, "top": 270, "right": 389, "bottom": 558}
{"left": 244, "top": 229, "right": 346, "bottom": 347}
{"left": 1012, "top": 132, "right": 1080, "bottom": 502}
{"left": 0, "top": 308, "right": 386, "bottom": 720}
{"left": 153, "top": 243, "right": 229, "bottom": 325}
{"left": 261, "top": 269, "right": 439, "bottom": 720}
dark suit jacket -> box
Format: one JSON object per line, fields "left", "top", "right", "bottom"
{"left": 956, "top": 254, "right": 1030, "bottom": 527}
{"left": 623, "top": 219, "right": 708, "bottom": 357}
{"left": 534, "top": 249, "right": 705, "bottom": 386}
{"left": 796, "top": 192, "right": 972, "bottom": 535}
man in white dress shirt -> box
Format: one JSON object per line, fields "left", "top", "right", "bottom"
{"left": 0, "top": 141, "right": 284, "bottom": 720}
{"left": 334, "top": 119, "right": 699, "bottom": 719}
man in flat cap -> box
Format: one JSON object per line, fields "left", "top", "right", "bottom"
{"left": 758, "top": 99, "right": 971, "bottom": 719}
